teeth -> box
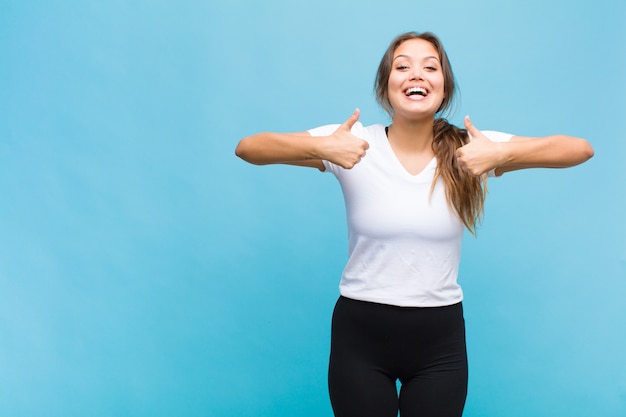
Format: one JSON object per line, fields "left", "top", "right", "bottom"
{"left": 406, "top": 87, "right": 427, "bottom": 96}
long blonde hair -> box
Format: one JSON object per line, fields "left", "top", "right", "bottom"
{"left": 374, "top": 32, "right": 486, "bottom": 234}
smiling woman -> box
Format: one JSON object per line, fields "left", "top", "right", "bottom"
{"left": 376, "top": 34, "right": 451, "bottom": 116}
{"left": 235, "top": 31, "right": 593, "bottom": 417}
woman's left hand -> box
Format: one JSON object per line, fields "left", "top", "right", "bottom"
{"left": 455, "top": 116, "right": 503, "bottom": 176}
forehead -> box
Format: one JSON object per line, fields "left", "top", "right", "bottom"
{"left": 393, "top": 38, "right": 440, "bottom": 60}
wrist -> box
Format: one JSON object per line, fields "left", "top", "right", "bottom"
{"left": 310, "top": 135, "right": 330, "bottom": 161}
{"left": 496, "top": 142, "right": 513, "bottom": 167}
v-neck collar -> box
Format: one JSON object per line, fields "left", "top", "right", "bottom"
{"left": 383, "top": 126, "right": 436, "bottom": 179}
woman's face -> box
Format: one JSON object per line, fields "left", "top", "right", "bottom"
{"left": 387, "top": 38, "right": 445, "bottom": 120}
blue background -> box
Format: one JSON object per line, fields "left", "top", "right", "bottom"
{"left": 1, "top": 1, "right": 625, "bottom": 416}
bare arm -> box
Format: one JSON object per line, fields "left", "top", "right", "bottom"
{"left": 491, "top": 134, "right": 594, "bottom": 176}
{"left": 235, "top": 109, "right": 370, "bottom": 170}
{"left": 456, "top": 116, "right": 594, "bottom": 176}
{"left": 236, "top": 131, "right": 327, "bottom": 170}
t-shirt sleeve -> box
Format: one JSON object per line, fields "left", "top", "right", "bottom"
{"left": 307, "top": 124, "right": 341, "bottom": 137}
{"left": 481, "top": 130, "right": 514, "bottom": 143}
{"left": 480, "top": 130, "right": 514, "bottom": 177}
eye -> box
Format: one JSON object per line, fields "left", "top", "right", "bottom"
{"left": 425, "top": 66, "right": 438, "bottom": 71}
{"left": 396, "top": 65, "right": 409, "bottom": 70}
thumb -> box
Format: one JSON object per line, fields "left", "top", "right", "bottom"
{"left": 340, "top": 108, "right": 360, "bottom": 131}
{"left": 464, "top": 115, "right": 481, "bottom": 140}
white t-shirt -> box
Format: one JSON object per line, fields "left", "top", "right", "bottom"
{"left": 308, "top": 122, "right": 512, "bottom": 307}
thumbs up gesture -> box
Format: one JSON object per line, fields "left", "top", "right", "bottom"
{"left": 321, "top": 109, "right": 370, "bottom": 169}
{"left": 455, "top": 116, "right": 503, "bottom": 176}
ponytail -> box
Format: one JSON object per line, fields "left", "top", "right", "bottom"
{"left": 431, "top": 118, "right": 486, "bottom": 235}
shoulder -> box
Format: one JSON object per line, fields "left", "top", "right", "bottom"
{"left": 481, "top": 130, "right": 514, "bottom": 143}
{"left": 355, "top": 123, "right": 387, "bottom": 145}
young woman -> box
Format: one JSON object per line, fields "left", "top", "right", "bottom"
{"left": 235, "top": 31, "right": 593, "bottom": 417}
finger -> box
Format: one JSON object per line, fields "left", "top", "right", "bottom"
{"left": 340, "top": 108, "right": 360, "bottom": 130}
{"left": 464, "top": 115, "right": 481, "bottom": 139}
{"left": 455, "top": 152, "right": 465, "bottom": 167}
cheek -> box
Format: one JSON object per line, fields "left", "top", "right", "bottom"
{"left": 387, "top": 78, "right": 402, "bottom": 99}
{"left": 387, "top": 73, "right": 402, "bottom": 90}
{"left": 434, "top": 75, "right": 446, "bottom": 92}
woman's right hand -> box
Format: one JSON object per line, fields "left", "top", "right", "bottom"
{"left": 320, "top": 109, "right": 370, "bottom": 169}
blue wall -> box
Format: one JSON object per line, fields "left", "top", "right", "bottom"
{"left": 1, "top": 1, "right": 624, "bottom": 416}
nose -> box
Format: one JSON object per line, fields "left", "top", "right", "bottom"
{"left": 410, "top": 66, "right": 424, "bottom": 81}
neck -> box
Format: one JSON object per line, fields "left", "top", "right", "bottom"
{"left": 387, "top": 117, "right": 434, "bottom": 152}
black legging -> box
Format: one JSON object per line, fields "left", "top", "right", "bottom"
{"left": 328, "top": 296, "right": 468, "bottom": 417}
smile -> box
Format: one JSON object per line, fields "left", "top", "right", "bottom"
{"left": 405, "top": 87, "right": 428, "bottom": 97}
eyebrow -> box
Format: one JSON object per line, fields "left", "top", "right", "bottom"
{"left": 393, "top": 54, "right": 440, "bottom": 62}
